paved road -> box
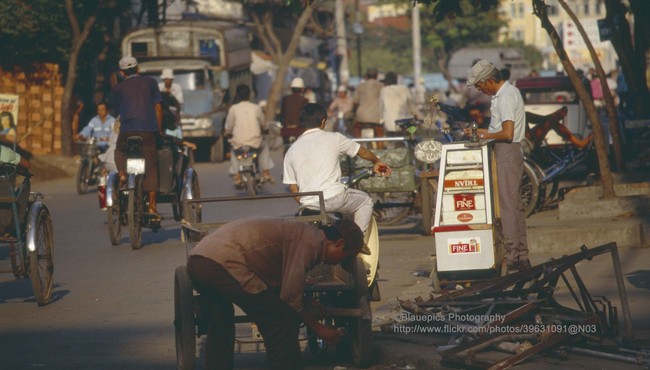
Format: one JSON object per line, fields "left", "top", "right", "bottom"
{"left": 1, "top": 150, "right": 649, "bottom": 370}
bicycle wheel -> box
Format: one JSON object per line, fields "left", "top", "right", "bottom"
{"left": 182, "top": 172, "right": 202, "bottom": 224}
{"left": 521, "top": 161, "right": 542, "bottom": 217}
{"left": 419, "top": 176, "right": 438, "bottom": 235}
{"left": 28, "top": 205, "right": 54, "bottom": 306}
{"left": 10, "top": 242, "right": 24, "bottom": 278}
{"left": 107, "top": 191, "right": 122, "bottom": 246}
{"left": 171, "top": 177, "right": 183, "bottom": 222}
{"left": 372, "top": 192, "right": 414, "bottom": 226}
{"left": 174, "top": 266, "right": 197, "bottom": 370}
{"left": 128, "top": 178, "right": 144, "bottom": 250}
{"left": 76, "top": 161, "right": 91, "bottom": 194}
{"left": 244, "top": 173, "right": 256, "bottom": 196}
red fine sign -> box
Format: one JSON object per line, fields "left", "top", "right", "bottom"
{"left": 454, "top": 194, "right": 476, "bottom": 211}
{"left": 450, "top": 239, "right": 479, "bottom": 253}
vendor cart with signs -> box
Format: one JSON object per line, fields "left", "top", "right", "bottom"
{"left": 430, "top": 140, "right": 506, "bottom": 292}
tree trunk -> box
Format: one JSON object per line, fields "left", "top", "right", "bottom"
{"left": 532, "top": 0, "right": 616, "bottom": 199}
{"left": 255, "top": 2, "right": 316, "bottom": 124}
{"left": 557, "top": 0, "right": 624, "bottom": 172}
{"left": 63, "top": 0, "right": 98, "bottom": 156}
{"left": 437, "top": 51, "right": 457, "bottom": 93}
{"left": 604, "top": 0, "right": 649, "bottom": 117}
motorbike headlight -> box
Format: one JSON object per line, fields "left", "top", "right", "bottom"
{"left": 195, "top": 117, "right": 212, "bottom": 129}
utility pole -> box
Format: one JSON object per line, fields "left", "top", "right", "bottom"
{"left": 412, "top": 3, "right": 425, "bottom": 106}
{"left": 354, "top": 0, "right": 363, "bottom": 78}
{"left": 336, "top": 0, "right": 350, "bottom": 86}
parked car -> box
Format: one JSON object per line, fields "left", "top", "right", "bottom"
{"left": 515, "top": 76, "right": 591, "bottom": 147}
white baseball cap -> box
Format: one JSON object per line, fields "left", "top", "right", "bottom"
{"left": 467, "top": 59, "right": 496, "bottom": 86}
{"left": 119, "top": 56, "right": 138, "bottom": 70}
{"left": 337, "top": 85, "right": 347, "bottom": 93}
{"left": 160, "top": 68, "right": 174, "bottom": 79}
{"left": 290, "top": 77, "right": 305, "bottom": 89}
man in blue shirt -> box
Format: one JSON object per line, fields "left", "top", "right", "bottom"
{"left": 75, "top": 102, "right": 115, "bottom": 152}
{"left": 111, "top": 56, "right": 163, "bottom": 219}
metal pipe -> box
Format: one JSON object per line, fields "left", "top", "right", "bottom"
{"left": 563, "top": 346, "right": 646, "bottom": 365}
{"left": 609, "top": 245, "right": 634, "bottom": 341}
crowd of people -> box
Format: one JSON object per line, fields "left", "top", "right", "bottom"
{"left": 52, "top": 55, "right": 539, "bottom": 369}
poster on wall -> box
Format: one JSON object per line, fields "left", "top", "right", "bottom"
{"left": 0, "top": 94, "right": 19, "bottom": 145}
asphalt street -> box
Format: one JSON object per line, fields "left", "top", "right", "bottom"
{"left": 0, "top": 148, "right": 649, "bottom": 370}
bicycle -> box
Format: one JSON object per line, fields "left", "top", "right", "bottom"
{"left": 75, "top": 138, "right": 103, "bottom": 195}
{"left": 0, "top": 163, "right": 54, "bottom": 305}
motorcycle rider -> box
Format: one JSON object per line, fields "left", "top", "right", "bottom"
{"left": 75, "top": 102, "right": 115, "bottom": 152}
{"left": 225, "top": 84, "right": 272, "bottom": 186}
{"left": 283, "top": 103, "right": 392, "bottom": 234}
{"left": 110, "top": 56, "right": 163, "bottom": 219}
{"left": 279, "top": 78, "right": 308, "bottom": 150}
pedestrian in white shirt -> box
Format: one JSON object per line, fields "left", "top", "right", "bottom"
{"left": 379, "top": 72, "right": 419, "bottom": 136}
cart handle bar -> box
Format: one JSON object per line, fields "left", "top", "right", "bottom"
{"left": 183, "top": 191, "right": 328, "bottom": 222}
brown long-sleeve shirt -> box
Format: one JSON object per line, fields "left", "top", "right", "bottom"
{"left": 189, "top": 218, "right": 325, "bottom": 312}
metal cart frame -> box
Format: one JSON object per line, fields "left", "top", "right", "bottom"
{"left": 174, "top": 192, "right": 374, "bottom": 369}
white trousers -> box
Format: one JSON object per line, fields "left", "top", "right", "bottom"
{"left": 323, "top": 188, "right": 374, "bottom": 233}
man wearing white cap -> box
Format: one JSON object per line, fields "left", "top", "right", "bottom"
{"left": 280, "top": 77, "right": 308, "bottom": 149}
{"left": 111, "top": 56, "right": 163, "bottom": 219}
{"left": 159, "top": 68, "right": 184, "bottom": 105}
{"left": 463, "top": 59, "right": 529, "bottom": 271}
{"left": 158, "top": 68, "right": 183, "bottom": 138}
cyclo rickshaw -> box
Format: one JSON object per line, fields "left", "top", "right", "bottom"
{"left": 0, "top": 162, "right": 54, "bottom": 306}
{"left": 174, "top": 192, "right": 378, "bottom": 369}
{"left": 105, "top": 135, "right": 200, "bottom": 249}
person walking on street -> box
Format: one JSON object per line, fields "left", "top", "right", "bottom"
{"left": 186, "top": 217, "right": 366, "bottom": 370}
{"left": 110, "top": 56, "right": 163, "bottom": 219}
{"left": 225, "top": 84, "right": 272, "bottom": 186}
{"left": 379, "top": 72, "right": 419, "bottom": 137}
{"left": 75, "top": 102, "right": 116, "bottom": 152}
{"left": 279, "top": 78, "right": 308, "bottom": 149}
{"left": 353, "top": 68, "right": 384, "bottom": 145}
{"left": 328, "top": 85, "right": 353, "bottom": 134}
{"left": 283, "top": 103, "right": 392, "bottom": 234}
{"left": 463, "top": 59, "right": 529, "bottom": 270}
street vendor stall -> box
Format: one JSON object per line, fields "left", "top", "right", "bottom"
{"left": 430, "top": 140, "right": 505, "bottom": 291}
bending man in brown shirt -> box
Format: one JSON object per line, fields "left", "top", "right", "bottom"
{"left": 187, "top": 217, "right": 365, "bottom": 370}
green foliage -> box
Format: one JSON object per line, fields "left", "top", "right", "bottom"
{"left": 420, "top": 0, "right": 505, "bottom": 57}
{"left": 0, "top": 0, "right": 70, "bottom": 67}
{"left": 0, "top": 0, "right": 130, "bottom": 71}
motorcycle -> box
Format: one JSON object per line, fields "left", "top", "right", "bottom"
{"left": 76, "top": 138, "right": 103, "bottom": 194}
{"left": 233, "top": 146, "right": 263, "bottom": 196}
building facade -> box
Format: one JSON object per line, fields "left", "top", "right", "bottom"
{"left": 500, "top": 0, "right": 618, "bottom": 73}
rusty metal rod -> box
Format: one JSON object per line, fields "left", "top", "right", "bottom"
{"left": 609, "top": 245, "right": 634, "bottom": 341}
{"left": 563, "top": 346, "right": 647, "bottom": 365}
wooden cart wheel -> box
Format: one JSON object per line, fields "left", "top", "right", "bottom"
{"left": 350, "top": 257, "right": 373, "bottom": 368}
{"left": 174, "top": 266, "right": 196, "bottom": 370}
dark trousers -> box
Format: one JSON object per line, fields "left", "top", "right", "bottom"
{"left": 114, "top": 131, "right": 159, "bottom": 192}
{"left": 186, "top": 255, "right": 303, "bottom": 370}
